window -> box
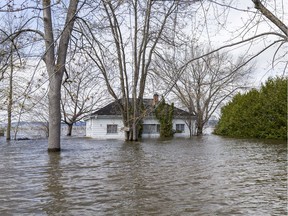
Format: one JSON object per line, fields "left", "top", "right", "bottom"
{"left": 142, "top": 124, "right": 160, "bottom": 134}
{"left": 107, "top": 124, "right": 117, "bottom": 134}
{"left": 176, "top": 124, "right": 185, "bottom": 133}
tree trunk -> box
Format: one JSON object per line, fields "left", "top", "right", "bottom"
{"left": 132, "top": 123, "right": 139, "bottom": 141}
{"left": 6, "top": 44, "right": 13, "bottom": 141}
{"left": 197, "top": 125, "right": 203, "bottom": 136}
{"left": 42, "top": 0, "right": 79, "bottom": 152}
{"left": 6, "top": 82, "right": 12, "bottom": 140}
{"left": 196, "top": 115, "right": 204, "bottom": 136}
{"left": 48, "top": 72, "right": 62, "bottom": 151}
{"left": 67, "top": 123, "right": 73, "bottom": 136}
{"left": 188, "top": 119, "right": 193, "bottom": 138}
{"left": 132, "top": 98, "right": 138, "bottom": 141}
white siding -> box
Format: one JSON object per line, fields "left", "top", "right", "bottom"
{"left": 86, "top": 118, "right": 125, "bottom": 139}
{"left": 86, "top": 116, "right": 195, "bottom": 139}
{"left": 141, "top": 119, "right": 193, "bottom": 138}
{"left": 173, "top": 119, "right": 191, "bottom": 138}
{"left": 142, "top": 119, "right": 160, "bottom": 139}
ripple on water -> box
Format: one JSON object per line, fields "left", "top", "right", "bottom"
{"left": 0, "top": 136, "right": 286, "bottom": 215}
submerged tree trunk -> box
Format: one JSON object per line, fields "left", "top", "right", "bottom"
{"left": 67, "top": 123, "right": 73, "bottom": 136}
{"left": 187, "top": 117, "right": 194, "bottom": 138}
{"left": 42, "top": 0, "right": 79, "bottom": 152}
{"left": 196, "top": 125, "right": 203, "bottom": 136}
{"left": 47, "top": 72, "right": 62, "bottom": 150}
{"left": 6, "top": 46, "right": 13, "bottom": 141}
{"left": 196, "top": 114, "right": 204, "bottom": 136}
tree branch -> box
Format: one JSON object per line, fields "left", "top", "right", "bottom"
{"left": 252, "top": 0, "right": 288, "bottom": 37}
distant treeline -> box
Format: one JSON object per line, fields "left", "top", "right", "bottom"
{"left": 214, "top": 77, "right": 287, "bottom": 140}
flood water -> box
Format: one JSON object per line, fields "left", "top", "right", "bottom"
{"left": 0, "top": 135, "right": 286, "bottom": 215}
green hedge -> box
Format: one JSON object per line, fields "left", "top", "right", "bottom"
{"left": 155, "top": 99, "right": 174, "bottom": 138}
{"left": 214, "top": 77, "right": 287, "bottom": 140}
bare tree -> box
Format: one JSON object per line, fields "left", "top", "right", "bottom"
{"left": 0, "top": 0, "right": 80, "bottom": 150}
{"left": 252, "top": 0, "right": 287, "bottom": 37}
{"left": 42, "top": 0, "right": 79, "bottom": 151}
{"left": 0, "top": 11, "right": 28, "bottom": 140}
{"left": 199, "top": 0, "right": 287, "bottom": 74}
{"left": 151, "top": 0, "right": 286, "bottom": 136}
{"left": 61, "top": 55, "right": 108, "bottom": 136}
{"left": 24, "top": 67, "right": 50, "bottom": 138}
{"left": 153, "top": 45, "right": 253, "bottom": 136}
{"left": 79, "top": 0, "right": 197, "bottom": 141}
{"left": 0, "top": 34, "right": 9, "bottom": 81}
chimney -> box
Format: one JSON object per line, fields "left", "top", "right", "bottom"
{"left": 152, "top": 93, "right": 159, "bottom": 106}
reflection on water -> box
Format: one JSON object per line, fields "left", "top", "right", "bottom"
{"left": 43, "top": 152, "right": 67, "bottom": 215}
{"left": 0, "top": 136, "right": 286, "bottom": 215}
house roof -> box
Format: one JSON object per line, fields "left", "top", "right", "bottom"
{"left": 91, "top": 98, "right": 195, "bottom": 118}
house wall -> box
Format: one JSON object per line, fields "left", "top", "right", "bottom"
{"left": 86, "top": 117, "right": 195, "bottom": 139}
{"left": 141, "top": 119, "right": 193, "bottom": 138}
{"left": 173, "top": 119, "right": 192, "bottom": 138}
{"left": 141, "top": 119, "right": 160, "bottom": 139}
{"left": 86, "top": 118, "right": 125, "bottom": 139}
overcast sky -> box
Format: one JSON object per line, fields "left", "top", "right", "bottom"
{"left": 1, "top": 0, "right": 286, "bottom": 86}
{"left": 195, "top": 0, "right": 287, "bottom": 86}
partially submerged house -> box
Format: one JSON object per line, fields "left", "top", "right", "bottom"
{"left": 85, "top": 94, "right": 196, "bottom": 139}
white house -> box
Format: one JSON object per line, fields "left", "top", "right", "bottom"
{"left": 85, "top": 94, "right": 196, "bottom": 139}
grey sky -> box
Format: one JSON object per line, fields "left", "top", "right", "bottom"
{"left": 192, "top": 0, "right": 287, "bottom": 85}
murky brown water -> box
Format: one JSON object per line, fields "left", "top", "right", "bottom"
{"left": 0, "top": 135, "right": 286, "bottom": 215}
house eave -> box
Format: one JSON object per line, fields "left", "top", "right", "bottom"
{"left": 85, "top": 114, "right": 195, "bottom": 121}
{"left": 96, "top": 115, "right": 122, "bottom": 119}
{"left": 84, "top": 114, "right": 98, "bottom": 121}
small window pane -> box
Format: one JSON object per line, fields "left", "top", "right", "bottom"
{"left": 107, "top": 124, "right": 117, "bottom": 133}
{"left": 142, "top": 124, "right": 160, "bottom": 134}
{"left": 176, "top": 124, "right": 185, "bottom": 133}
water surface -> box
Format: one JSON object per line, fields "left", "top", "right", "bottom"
{"left": 0, "top": 135, "right": 286, "bottom": 215}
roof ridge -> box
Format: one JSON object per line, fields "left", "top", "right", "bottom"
{"left": 90, "top": 98, "right": 194, "bottom": 117}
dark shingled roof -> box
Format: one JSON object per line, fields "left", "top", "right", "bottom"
{"left": 91, "top": 98, "right": 195, "bottom": 118}
{"left": 93, "top": 99, "right": 123, "bottom": 115}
